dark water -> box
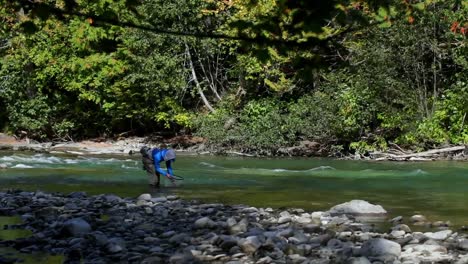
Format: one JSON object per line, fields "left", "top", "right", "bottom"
{"left": 0, "top": 151, "right": 467, "bottom": 226}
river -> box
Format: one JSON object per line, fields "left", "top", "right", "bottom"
{"left": 0, "top": 151, "right": 467, "bottom": 227}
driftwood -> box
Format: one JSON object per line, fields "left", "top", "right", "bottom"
{"left": 372, "top": 145, "right": 466, "bottom": 161}
{"left": 226, "top": 151, "right": 256, "bottom": 157}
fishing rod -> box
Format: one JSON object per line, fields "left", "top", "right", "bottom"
{"left": 170, "top": 174, "right": 184, "bottom": 181}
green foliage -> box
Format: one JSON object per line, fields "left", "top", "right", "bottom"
{"left": 0, "top": 0, "right": 466, "bottom": 155}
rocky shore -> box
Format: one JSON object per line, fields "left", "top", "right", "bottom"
{"left": 1, "top": 133, "right": 467, "bottom": 160}
{"left": 1, "top": 190, "right": 468, "bottom": 264}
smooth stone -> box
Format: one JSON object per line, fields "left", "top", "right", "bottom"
{"left": 63, "top": 218, "right": 92, "bottom": 237}
{"left": 194, "top": 217, "right": 216, "bottom": 229}
{"left": 278, "top": 216, "right": 292, "bottom": 224}
{"left": 329, "top": 200, "right": 387, "bottom": 216}
{"left": 410, "top": 215, "right": 427, "bottom": 223}
{"left": 360, "top": 238, "right": 401, "bottom": 260}
{"left": 239, "top": 236, "right": 262, "bottom": 255}
{"left": 229, "top": 219, "right": 248, "bottom": 235}
{"left": 296, "top": 216, "right": 312, "bottom": 224}
{"left": 403, "top": 244, "right": 447, "bottom": 254}
{"left": 103, "top": 194, "right": 122, "bottom": 203}
{"left": 256, "top": 256, "right": 273, "bottom": 264}
{"left": 391, "top": 224, "right": 411, "bottom": 233}
{"left": 151, "top": 197, "right": 167, "bottom": 203}
{"left": 459, "top": 239, "right": 468, "bottom": 250}
{"left": 347, "top": 257, "right": 372, "bottom": 264}
{"left": 137, "top": 193, "right": 152, "bottom": 201}
{"left": 166, "top": 195, "right": 179, "bottom": 201}
{"left": 241, "top": 207, "right": 258, "bottom": 213}
{"left": 424, "top": 230, "right": 452, "bottom": 241}
{"left": 389, "top": 216, "right": 403, "bottom": 223}
{"left": 390, "top": 230, "right": 406, "bottom": 238}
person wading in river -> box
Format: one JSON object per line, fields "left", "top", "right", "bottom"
{"left": 140, "top": 144, "right": 176, "bottom": 187}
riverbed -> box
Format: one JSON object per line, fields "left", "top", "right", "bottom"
{"left": 1, "top": 151, "right": 467, "bottom": 228}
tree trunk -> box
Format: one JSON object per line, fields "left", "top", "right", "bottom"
{"left": 185, "top": 42, "right": 215, "bottom": 113}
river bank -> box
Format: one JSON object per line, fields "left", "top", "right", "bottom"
{"left": 1, "top": 190, "right": 468, "bottom": 264}
{"left": 0, "top": 133, "right": 467, "bottom": 161}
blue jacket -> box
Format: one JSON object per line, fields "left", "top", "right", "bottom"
{"left": 152, "top": 148, "right": 174, "bottom": 176}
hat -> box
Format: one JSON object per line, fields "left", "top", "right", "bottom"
{"left": 140, "top": 146, "right": 149, "bottom": 155}
{"left": 164, "top": 149, "right": 176, "bottom": 161}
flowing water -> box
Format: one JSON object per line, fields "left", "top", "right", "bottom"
{"left": 0, "top": 151, "right": 467, "bottom": 226}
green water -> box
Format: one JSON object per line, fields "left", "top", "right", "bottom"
{"left": 0, "top": 151, "right": 467, "bottom": 227}
{"left": 0, "top": 216, "right": 63, "bottom": 263}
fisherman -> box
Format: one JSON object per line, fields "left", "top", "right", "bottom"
{"left": 140, "top": 144, "right": 176, "bottom": 187}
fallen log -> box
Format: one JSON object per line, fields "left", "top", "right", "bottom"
{"left": 371, "top": 145, "right": 466, "bottom": 160}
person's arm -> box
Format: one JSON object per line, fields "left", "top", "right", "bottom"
{"left": 153, "top": 150, "right": 168, "bottom": 176}
{"left": 153, "top": 160, "right": 168, "bottom": 176}
{"left": 166, "top": 160, "right": 174, "bottom": 177}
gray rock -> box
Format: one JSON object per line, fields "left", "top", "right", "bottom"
{"left": 455, "top": 255, "right": 468, "bottom": 264}
{"left": 389, "top": 216, "right": 403, "bottom": 224}
{"left": 194, "top": 217, "right": 216, "bottom": 229}
{"left": 390, "top": 230, "right": 406, "bottom": 238}
{"left": 403, "top": 244, "right": 447, "bottom": 254}
{"left": 151, "top": 197, "right": 167, "bottom": 203}
{"left": 169, "top": 253, "right": 194, "bottom": 264}
{"left": 256, "top": 256, "right": 273, "bottom": 264}
{"left": 138, "top": 193, "right": 152, "bottom": 201}
{"left": 296, "top": 216, "right": 312, "bottom": 224}
{"left": 278, "top": 216, "right": 292, "bottom": 224}
{"left": 347, "top": 257, "right": 371, "bottom": 264}
{"left": 68, "top": 192, "right": 87, "bottom": 199}
{"left": 391, "top": 224, "right": 411, "bottom": 233}
{"left": 241, "top": 207, "right": 258, "bottom": 213}
{"left": 103, "top": 194, "right": 122, "bottom": 203}
{"left": 424, "top": 230, "right": 452, "bottom": 241}
{"left": 288, "top": 232, "right": 309, "bottom": 244}
{"left": 329, "top": 200, "right": 387, "bottom": 216}
{"left": 432, "top": 221, "right": 449, "bottom": 227}
{"left": 63, "top": 218, "right": 91, "bottom": 237}
{"left": 239, "top": 236, "right": 262, "bottom": 255}
{"left": 327, "top": 238, "right": 343, "bottom": 249}
{"left": 410, "top": 215, "right": 427, "bottom": 223}
{"left": 288, "top": 254, "right": 307, "bottom": 264}
{"left": 169, "top": 233, "right": 190, "bottom": 244}
{"left": 217, "top": 235, "right": 238, "bottom": 251}
{"left": 105, "top": 237, "right": 126, "bottom": 254}
{"left": 459, "top": 239, "right": 468, "bottom": 250}
{"left": 166, "top": 195, "right": 179, "bottom": 201}
{"left": 230, "top": 219, "right": 248, "bottom": 235}
{"left": 304, "top": 224, "right": 322, "bottom": 234}
{"left": 360, "top": 238, "right": 401, "bottom": 261}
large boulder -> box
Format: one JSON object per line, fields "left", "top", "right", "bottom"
{"left": 329, "top": 200, "right": 387, "bottom": 219}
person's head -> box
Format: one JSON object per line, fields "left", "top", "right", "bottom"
{"left": 164, "top": 149, "right": 176, "bottom": 162}
{"left": 140, "top": 146, "right": 150, "bottom": 155}
{"left": 160, "top": 143, "right": 168, "bottom": 149}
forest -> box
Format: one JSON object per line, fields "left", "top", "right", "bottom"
{"left": 0, "top": 0, "right": 467, "bottom": 155}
